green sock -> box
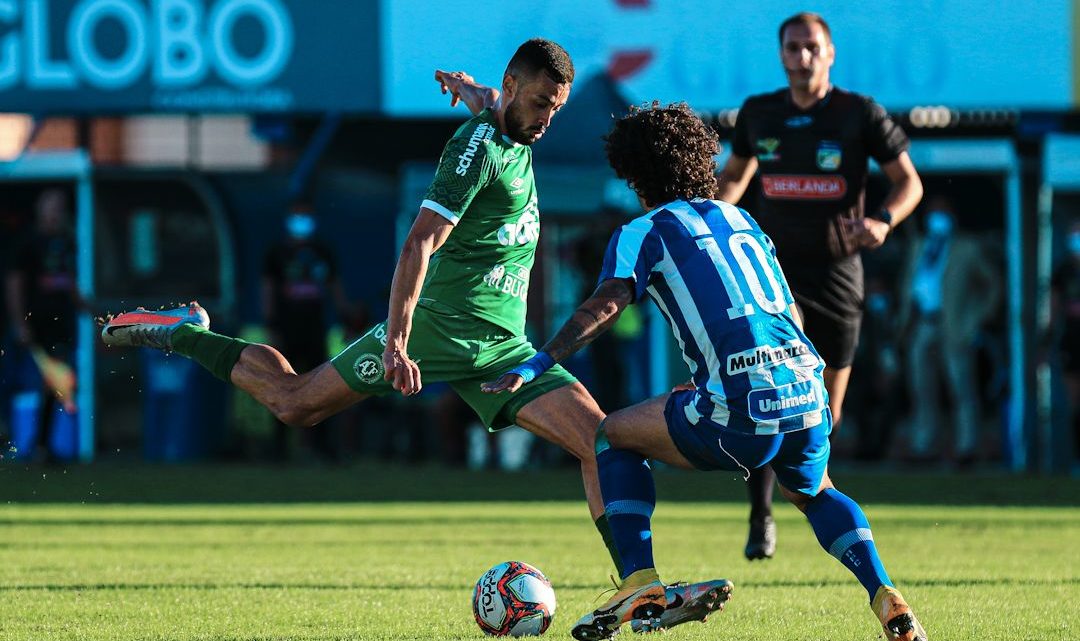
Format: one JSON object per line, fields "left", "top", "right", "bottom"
{"left": 594, "top": 513, "right": 625, "bottom": 576}
{"left": 170, "top": 325, "right": 250, "bottom": 383}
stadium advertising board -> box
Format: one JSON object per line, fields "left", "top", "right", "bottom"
{"left": 383, "top": 0, "right": 1073, "bottom": 115}
{"left": 0, "top": 0, "right": 378, "bottom": 113}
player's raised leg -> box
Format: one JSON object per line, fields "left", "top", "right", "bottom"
{"left": 102, "top": 303, "right": 367, "bottom": 427}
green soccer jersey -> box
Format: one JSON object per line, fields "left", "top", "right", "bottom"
{"left": 419, "top": 109, "right": 539, "bottom": 336}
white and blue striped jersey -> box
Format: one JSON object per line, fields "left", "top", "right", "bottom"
{"left": 599, "top": 198, "right": 828, "bottom": 435}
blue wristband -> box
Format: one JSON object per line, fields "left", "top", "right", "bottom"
{"left": 507, "top": 351, "right": 556, "bottom": 384}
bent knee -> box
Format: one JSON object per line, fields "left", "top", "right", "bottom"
{"left": 270, "top": 392, "right": 326, "bottom": 428}
{"left": 781, "top": 472, "right": 834, "bottom": 512}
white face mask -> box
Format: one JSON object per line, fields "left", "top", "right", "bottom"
{"left": 926, "top": 210, "right": 953, "bottom": 237}
{"left": 1068, "top": 231, "right": 1080, "bottom": 256}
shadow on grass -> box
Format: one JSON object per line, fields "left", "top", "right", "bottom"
{"left": 2, "top": 576, "right": 1076, "bottom": 593}
{"left": 1, "top": 462, "right": 1078, "bottom": 507}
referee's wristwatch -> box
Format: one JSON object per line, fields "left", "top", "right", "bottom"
{"left": 870, "top": 208, "right": 893, "bottom": 228}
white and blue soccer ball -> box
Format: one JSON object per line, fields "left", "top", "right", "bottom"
{"left": 472, "top": 561, "right": 557, "bottom": 636}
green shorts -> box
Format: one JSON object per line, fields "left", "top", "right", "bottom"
{"left": 331, "top": 304, "right": 577, "bottom": 430}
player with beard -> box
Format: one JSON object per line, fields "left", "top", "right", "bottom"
{"left": 717, "top": 12, "right": 923, "bottom": 560}
{"left": 102, "top": 38, "right": 599, "bottom": 509}
{"left": 101, "top": 43, "right": 726, "bottom": 622}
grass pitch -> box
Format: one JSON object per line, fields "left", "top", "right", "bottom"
{"left": 0, "top": 463, "right": 1077, "bottom": 640}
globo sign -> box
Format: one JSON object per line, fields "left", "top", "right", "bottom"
{"left": 0, "top": 0, "right": 294, "bottom": 90}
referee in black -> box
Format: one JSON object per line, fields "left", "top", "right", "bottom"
{"left": 717, "top": 12, "right": 923, "bottom": 560}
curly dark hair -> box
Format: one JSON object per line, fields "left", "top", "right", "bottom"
{"left": 604, "top": 102, "right": 718, "bottom": 207}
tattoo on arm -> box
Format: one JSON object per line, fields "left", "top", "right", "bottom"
{"left": 541, "top": 279, "right": 635, "bottom": 362}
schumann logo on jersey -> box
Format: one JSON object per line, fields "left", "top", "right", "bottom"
{"left": 761, "top": 175, "right": 847, "bottom": 200}
{"left": 455, "top": 122, "right": 495, "bottom": 176}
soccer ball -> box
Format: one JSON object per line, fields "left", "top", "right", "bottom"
{"left": 472, "top": 561, "right": 557, "bottom": 636}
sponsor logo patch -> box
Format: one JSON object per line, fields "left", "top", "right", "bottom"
{"left": 816, "top": 141, "right": 842, "bottom": 170}
{"left": 353, "top": 353, "right": 383, "bottom": 384}
{"left": 747, "top": 380, "right": 825, "bottom": 421}
{"left": 727, "top": 342, "right": 816, "bottom": 375}
{"left": 497, "top": 198, "right": 540, "bottom": 246}
{"left": 455, "top": 122, "right": 495, "bottom": 176}
{"left": 785, "top": 115, "right": 813, "bottom": 128}
{"left": 755, "top": 138, "right": 781, "bottom": 162}
{"left": 761, "top": 175, "right": 847, "bottom": 200}
{"left": 483, "top": 262, "right": 530, "bottom": 302}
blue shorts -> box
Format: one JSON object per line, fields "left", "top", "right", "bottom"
{"left": 664, "top": 390, "right": 832, "bottom": 495}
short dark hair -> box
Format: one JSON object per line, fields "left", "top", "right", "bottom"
{"left": 778, "top": 12, "right": 832, "bottom": 45}
{"left": 604, "top": 102, "right": 718, "bottom": 207}
{"left": 506, "top": 38, "right": 575, "bottom": 85}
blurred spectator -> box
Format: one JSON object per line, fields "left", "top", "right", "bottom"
{"left": 897, "top": 198, "right": 1001, "bottom": 465}
{"left": 4, "top": 189, "right": 80, "bottom": 463}
{"left": 1050, "top": 218, "right": 1080, "bottom": 462}
{"left": 262, "top": 202, "right": 351, "bottom": 462}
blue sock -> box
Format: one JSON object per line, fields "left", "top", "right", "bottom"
{"left": 596, "top": 424, "right": 656, "bottom": 580}
{"left": 804, "top": 488, "right": 893, "bottom": 602}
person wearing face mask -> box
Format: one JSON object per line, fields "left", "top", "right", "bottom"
{"left": 1049, "top": 219, "right": 1080, "bottom": 463}
{"left": 897, "top": 198, "right": 1001, "bottom": 466}
{"left": 261, "top": 203, "right": 350, "bottom": 462}
{"left": 716, "top": 12, "right": 923, "bottom": 559}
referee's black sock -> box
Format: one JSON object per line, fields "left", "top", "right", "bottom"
{"left": 747, "top": 465, "right": 775, "bottom": 522}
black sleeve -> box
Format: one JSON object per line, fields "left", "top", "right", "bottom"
{"left": 863, "top": 97, "right": 909, "bottom": 164}
{"left": 731, "top": 99, "right": 754, "bottom": 158}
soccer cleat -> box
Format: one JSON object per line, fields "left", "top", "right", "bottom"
{"left": 572, "top": 580, "right": 667, "bottom": 641}
{"left": 744, "top": 515, "right": 777, "bottom": 560}
{"left": 101, "top": 302, "right": 209, "bottom": 351}
{"left": 872, "top": 586, "right": 928, "bottom": 641}
{"left": 629, "top": 578, "right": 733, "bottom": 633}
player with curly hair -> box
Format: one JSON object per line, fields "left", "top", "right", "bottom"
{"left": 484, "top": 102, "right": 926, "bottom": 641}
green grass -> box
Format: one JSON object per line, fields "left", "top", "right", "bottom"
{"left": 0, "top": 464, "right": 1077, "bottom": 640}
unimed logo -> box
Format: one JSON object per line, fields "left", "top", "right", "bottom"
{"left": 0, "top": 0, "right": 295, "bottom": 90}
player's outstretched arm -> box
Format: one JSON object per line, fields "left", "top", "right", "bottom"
{"left": 383, "top": 209, "right": 455, "bottom": 396}
{"left": 481, "top": 278, "right": 635, "bottom": 394}
{"left": 435, "top": 70, "right": 500, "bottom": 115}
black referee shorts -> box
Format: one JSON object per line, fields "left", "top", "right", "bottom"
{"left": 784, "top": 254, "right": 864, "bottom": 369}
{"left": 793, "top": 298, "right": 862, "bottom": 369}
